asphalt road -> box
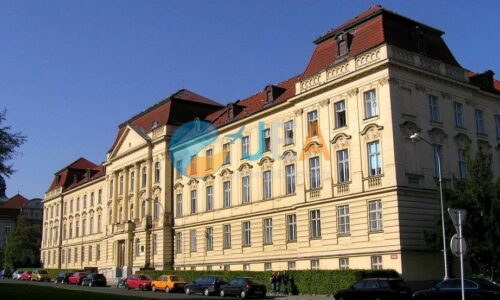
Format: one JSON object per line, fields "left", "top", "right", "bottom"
{"left": 0, "top": 278, "right": 270, "bottom": 300}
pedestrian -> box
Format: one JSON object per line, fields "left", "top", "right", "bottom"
{"left": 282, "top": 271, "right": 289, "bottom": 295}
{"left": 270, "top": 272, "right": 277, "bottom": 295}
{"left": 276, "top": 271, "right": 282, "bottom": 295}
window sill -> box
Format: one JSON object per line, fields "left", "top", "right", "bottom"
{"left": 363, "top": 115, "right": 379, "bottom": 122}
{"left": 263, "top": 243, "right": 273, "bottom": 246}
{"left": 334, "top": 125, "right": 347, "bottom": 130}
{"left": 369, "top": 230, "right": 384, "bottom": 234}
{"left": 337, "top": 233, "right": 351, "bottom": 237}
{"left": 242, "top": 244, "right": 251, "bottom": 248}
{"left": 283, "top": 142, "right": 295, "bottom": 148}
{"left": 430, "top": 120, "right": 443, "bottom": 126}
{"left": 310, "top": 236, "right": 322, "bottom": 240}
{"left": 286, "top": 240, "right": 297, "bottom": 244}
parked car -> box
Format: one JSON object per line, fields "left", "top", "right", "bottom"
{"left": 185, "top": 275, "right": 225, "bottom": 296}
{"left": 333, "top": 277, "right": 411, "bottom": 300}
{"left": 68, "top": 272, "right": 88, "bottom": 285}
{"left": 81, "top": 273, "right": 107, "bottom": 287}
{"left": 55, "top": 272, "right": 73, "bottom": 284}
{"left": 126, "top": 274, "right": 152, "bottom": 291}
{"left": 31, "top": 269, "right": 50, "bottom": 282}
{"left": 0, "top": 269, "right": 12, "bottom": 279}
{"left": 20, "top": 271, "right": 33, "bottom": 281}
{"left": 220, "top": 277, "right": 267, "bottom": 298}
{"left": 412, "top": 278, "right": 500, "bottom": 300}
{"left": 151, "top": 274, "right": 187, "bottom": 293}
{"left": 12, "top": 269, "right": 24, "bottom": 280}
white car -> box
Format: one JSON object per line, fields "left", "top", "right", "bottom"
{"left": 12, "top": 270, "right": 24, "bottom": 280}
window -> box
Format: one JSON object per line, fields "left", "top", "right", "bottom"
{"left": 337, "top": 205, "right": 350, "bottom": 235}
{"left": 310, "top": 210, "right": 321, "bottom": 239}
{"left": 368, "top": 141, "right": 382, "bottom": 176}
{"left": 141, "top": 167, "right": 147, "bottom": 188}
{"left": 70, "top": 199, "right": 73, "bottom": 213}
{"left": 81, "top": 246, "right": 84, "bottom": 262}
{"left": 339, "top": 257, "right": 349, "bottom": 270}
{"left": 206, "top": 227, "right": 213, "bottom": 251}
{"left": 97, "top": 214, "right": 102, "bottom": 232}
{"left": 190, "top": 155, "right": 197, "bottom": 175}
{"left": 368, "top": 200, "right": 383, "bottom": 232}
{"left": 119, "top": 175, "right": 124, "bottom": 194}
{"left": 287, "top": 214, "right": 297, "bottom": 242}
{"left": 68, "top": 249, "right": 71, "bottom": 263}
{"left": 475, "top": 109, "right": 485, "bottom": 134}
{"left": 263, "top": 128, "right": 271, "bottom": 152}
{"left": 496, "top": 115, "right": 500, "bottom": 139}
{"left": 96, "top": 244, "right": 100, "bottom": 260}
{"left": 176, "top": 194, "right": 183, "bottom": 217}
{"left": 89, "top": 216, "right": 94, "bottom": 234}
{"left": 223, "top": 224, "right": 231, "bottom": 248}
{"left": 338, "top": 34, "right": 348, "bottom": 56}
{"left": 75, "top": 220, "right": 79, "bottom": 237}
{"left": 337, "top": 149, "right": 349, "bottom": 183}
{"left": 335, "top": 100, "right": 347, "bottom": 128}
{"left": 141, "top": 201, "right": 146, "bottom": 218}
{"left": 459, "top": 149, "right": 467, "bottom": 179}
{"left": 69, "top": 222, "right": 73, "bottom": 238}
{"left": 154, "top": 198, "right": 160, "bottom": 220}
{"left": 130, "top": 172, "right": 134, "bottom": 191}
{"left": 90, "top": 192, "right": 94, "bottom": 206}
{"left": 206, "top": 149, "right": 213, "bottom": 169}
{"left": 309, "top": 157, "right": 321, "bottom": 189}
{"left": 61, "top": 249, "right": 65, "bottom": 264}
{"left": 223, "top": 181, "right": 231, "bottom": 208}
{"left": 135, "top": 238, "right": 140, "bottom": 256}
{"left": 311, "top": 260, "right": 320, "bottom": 270}
{"left": 242, "top": 221, "right": 251, "bottom": 246}
{"left": 77, "top": 197, "right": 80, "bottom": 211}
{"left": 307, "top": 110, "right": 318, "bottom": 136}
{"left": 74, "top": 247, "right": 78, "bottom": 262}
{"left": 129, "top": 205, "right": 134, "bottom": 220}
{"left": 119, "top": 207, "right": 123, "bottom": 222}
{"left": 285, "top": 164, "right": 296, "bottom": 195}
{"left": 454, "top": 102, "right": 464, "bottom": 127}
{"left": 241, "top": 136, "right": 250, "bottom": 159}
{"left": 98, "top": 189, "right": 102, "bottom": 204}
{"left": 433, "top": 145, "right": 442, "bottom": 178}
{"left": 175, "top": 232, "right": 182, "bottom": 253}
{"left": 152, "top": 234, "right": 157, "bottom": 255}
{"left": 243, "top": 264, "right": 250, "bottom": 271}
{"left": 288, "top": 261, "right": 296, "bottom": 270}
{"left": 109, "top": 180, "right": 113, "bottom": 198}
{"left": 206, "top": 186, "right": 213, "bottom": 211}
{"left": 263, "top": 170, "right": 272, "bottom": 199}
{"left": 284, "top": 120, "right": 294, "bottom": 145}
{"left": 223, "top": 143, "right": 231, "bottom": 164}
{"left": 429, "top": 95, "right": 439, "bottom": 121}
{"left": 242, "top": 176, "right": 250, "bottom": 204}
{"left": 364, "top": 89, "right": 377, "bottom": 118}
{"left": 63, "top": 224, "right": 67, "bottom": 240}
{"left": 155, "top": 162, "right": 160, "bottom": 183}
{"left": 176, "top": 160, "right": 182, "bottom": 179}
{"left": 371, "top": 256, "right": 383, "bottom": 270}
{"left": 264, "top": 262, "right": 272, "bottom": 271}
{"left": 190, "top": 190, "right": 197, "bottom": 214}
{"left": 263, "top": 218, "right": 273, "bottom": 245}
{"left": 109, "top": 210, "right": 112, "bottom": 225}
{"left": 89, "top": 246, "right": 93, "bottom": 261}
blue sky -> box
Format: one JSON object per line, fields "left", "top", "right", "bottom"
{"left": 1, "top": 0, "right": 499, "bottom": 199}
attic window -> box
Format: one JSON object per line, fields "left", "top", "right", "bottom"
{"left": 412, "top": 26, "right": 427, "bottom": 53}
{"left": 266, "top": 89, "right": 273, "bottom": 103}
{"left": 336, "top": 33, "right": 351, "bottom": 58}
{"left": 151, "top": 120, "right": 159, "bottom": 129}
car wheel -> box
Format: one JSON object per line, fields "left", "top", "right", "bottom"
{"left": 165, "top": 287, "right": 170, "bottom": 293}
{"left": 185, "top": 287, "right": 191, "bottom": 295}
{"left": 240, "top": 290, "right": 246, "bottom": 299}
{"left": 152, "top": 285, "right": 156, "bottom": 292}
{"left": 220, "top": 289, "right": 225, "bottom": 297}
{"left": 204, "top": 288, "right": 210, "bottom": 296}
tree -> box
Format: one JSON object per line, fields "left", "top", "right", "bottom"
{"left": 4, "top": 218, "right": 41, "bottom": 270}
{"left": 0, "top": 109, "right": 26, "bottom": 180}
{"left": 425, "top": 145, "right": 500, "bottom": 280}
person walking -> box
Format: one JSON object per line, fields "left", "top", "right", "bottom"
{"left": 270, "top": 272, "right": 277, "bottom": 295}
{"left": 282, "top": 271, "right": 289, "bottom": 295}
{"left": 276, "top": 271, "right": 282, "bottom": 295}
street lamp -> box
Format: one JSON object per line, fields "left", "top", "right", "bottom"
{"left": 410, "top": 132, "right": 449, "bottom": 280}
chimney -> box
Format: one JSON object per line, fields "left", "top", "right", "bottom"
{"left": 469, "top": 70, "right": 495, "bottom": 91}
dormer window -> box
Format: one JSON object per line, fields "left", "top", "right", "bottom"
{"left": 336, "top": 33, "right": 351, "bottom": 58}
{"left": 267, "top": 89, "right": 273, "bottom": 103}
{"left": 151, "top": 120, "right": 159, "bottom": 129}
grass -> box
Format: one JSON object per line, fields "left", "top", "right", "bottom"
{"left": 0, "top": 283, "right": 145, "bottom": 300}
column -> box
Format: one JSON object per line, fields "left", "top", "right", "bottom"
{"left": 124, "top": 167, "right": 129, "bottom": 221}
{"left": 112, "top": 172, "right": 118, "bottom": 224}
{"left": 134, "top": 162, "right": 141, "bottom": 221}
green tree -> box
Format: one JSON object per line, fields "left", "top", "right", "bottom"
{"left": 0, "top": 109, "right": 26, "bottom": 179}
{"left": 425, "top": 145, "right": 500, "bottom": 279}
{"left": 4, "top": 218, "right": 41, "bottom": 270}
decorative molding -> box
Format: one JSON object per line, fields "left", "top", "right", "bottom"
{"left": 378, "top": 76, "right": 390, "bottom": 86}
{"left": 360, "top": 123, "right": 384, "bottom": 136}
{"left": 319, "top": 99, "right": 330, "bottom": 107}
{"left": 237, "top": 162, "right": 254, "bottom": 171}
{"left": 303, "top": 141, "right": 323, "bottom": 152}
{"left": 173, "top": 182, "right": 184, "bottom": 190}
{"left": 399, "top": 121, "right": 421, "bottom": 139}
{"left": 428, "top": 128, "right": 448, "bottom": 144}
{"left": 347, "top": 88, "right": 359, "bottom": 97}
{"left": 331, "top": 133, "right": 352, "bottom": 150}
{"left": 219, "top": 168, "right": 234, "bottom": 177}
{"left": 294, "top": 109, "right": 303, "bottom": 116}
{"left": 453, "top": 133, "right": 471, "bottom": 148}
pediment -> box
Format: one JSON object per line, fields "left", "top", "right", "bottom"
{"left": 109, "top": 125, "right": 150, "bottom": 159}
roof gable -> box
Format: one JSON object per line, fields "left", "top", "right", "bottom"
{"left": 109, "top": 125, "right": 150, "bottom": 159}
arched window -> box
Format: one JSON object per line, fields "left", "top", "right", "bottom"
{"left": 141, "top": 167, "right": 147, "bottom": 188}
{"left": 154, "top": 198, "right": 160, "bottom": 220}
{"left": 154, "top": 162, "right": 160, "bottom": 183}
{"left": 141, "top": 201, "right": 146, "bottom": 218}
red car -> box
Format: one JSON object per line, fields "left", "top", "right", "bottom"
{"left": 126, "top": 274, "right": 152, "bottom": 291}
{"left": 20, "top": 271, "right": 32, "bottom": 281}
{"left": 68, "top": 272, "right": 88, "bottom": 285}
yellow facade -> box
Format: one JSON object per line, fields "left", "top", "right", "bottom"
{"left": 41, "top": 9, "right": 500, "bottom": 283}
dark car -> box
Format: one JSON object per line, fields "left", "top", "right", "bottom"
{"left": 55, "top": 272, "right": 73, "bottom": 284}
{"left": 412, "top": 278, "right": 500, "bottom": 300}
{"left": 334, "top": 278, "right": 411, "bottom": 300}
{"left": 220, "top": 277, "right": 267, "bottom": 298}
{"left": 126, "top": 274, "right": 152, "bottom": 291}
{"left": 0, "top": 269, "right": 12, "bottom": 279}
{"left": 81, "top": 273, "right": 107, "bottom": 287}
{"left": 185, "top": 275, "right": 225, "bottom": 296}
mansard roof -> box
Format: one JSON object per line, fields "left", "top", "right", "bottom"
{"left": 47, "top": 157, "right": 104, "bottom": 193}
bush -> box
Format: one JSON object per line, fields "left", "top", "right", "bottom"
{"left": 41, "top": 269, "right": 78, "bottom": 279}
{"left": 136, "top": 269, "right": 398, "bottom": 295}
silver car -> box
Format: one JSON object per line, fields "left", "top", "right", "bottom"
{"left": 12, "top": 270, "right": 24, "bottom": 280}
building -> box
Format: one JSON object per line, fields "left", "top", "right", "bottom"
{"left": 0, "top": 194, "right": 43, "bottom": 265}
{"left": 41, "top": 6, "right": 500, "bottom": 282}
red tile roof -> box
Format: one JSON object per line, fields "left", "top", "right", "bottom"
{"left": 0, "top": 194, "right": 29, "bottom": 209}
{"left": 47, "top": 157, "right": 104, "bottom": 192}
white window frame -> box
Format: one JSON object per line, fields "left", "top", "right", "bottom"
{"left": 242, "top": 221, "right": 251, "bottom": 246}
{"left": 335, "top": 100, "right": 347, "bottom": 128}
{"left": 223, "top": 181, "right": 231, "bottom": 208}
{"left": 309, "top": 157, "right": 321, "bottom": 189}
{"left": 287, "top": 214, "right": 297, "bottom": 242}
{"left": 364, "top": 89, "right": 377, "bottom": 118}
{"left": 263, "top": 218, "right": 273, "bottom": 245}
{"left": 368, "top": 200, "right": 383, "bottom": 232}
{"left": 368, "top": 141, "right": 382, "bottom": 176}
{"left": 310, "top": 209, "right": 321, "bottom": 239}
{"left": 284, "top": 120, "right": 294, "bottom": 145}
{"left": 337, "top": 149, "right": 349, "bottom": 183}
{"left": 263, "top": 170, "right": 272, "bottom": 199}
{"left": 285, "top": 164, "right": 296, "bottom": 195}
{"left": 337, "top": 205, "right": 350, "bottom": 235}
{"left": 242, "top": 176, "right": 250, "bottom": 204}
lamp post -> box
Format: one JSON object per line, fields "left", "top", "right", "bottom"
{"left": 410, "top": 132, "right": 449, "bottom": 280}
